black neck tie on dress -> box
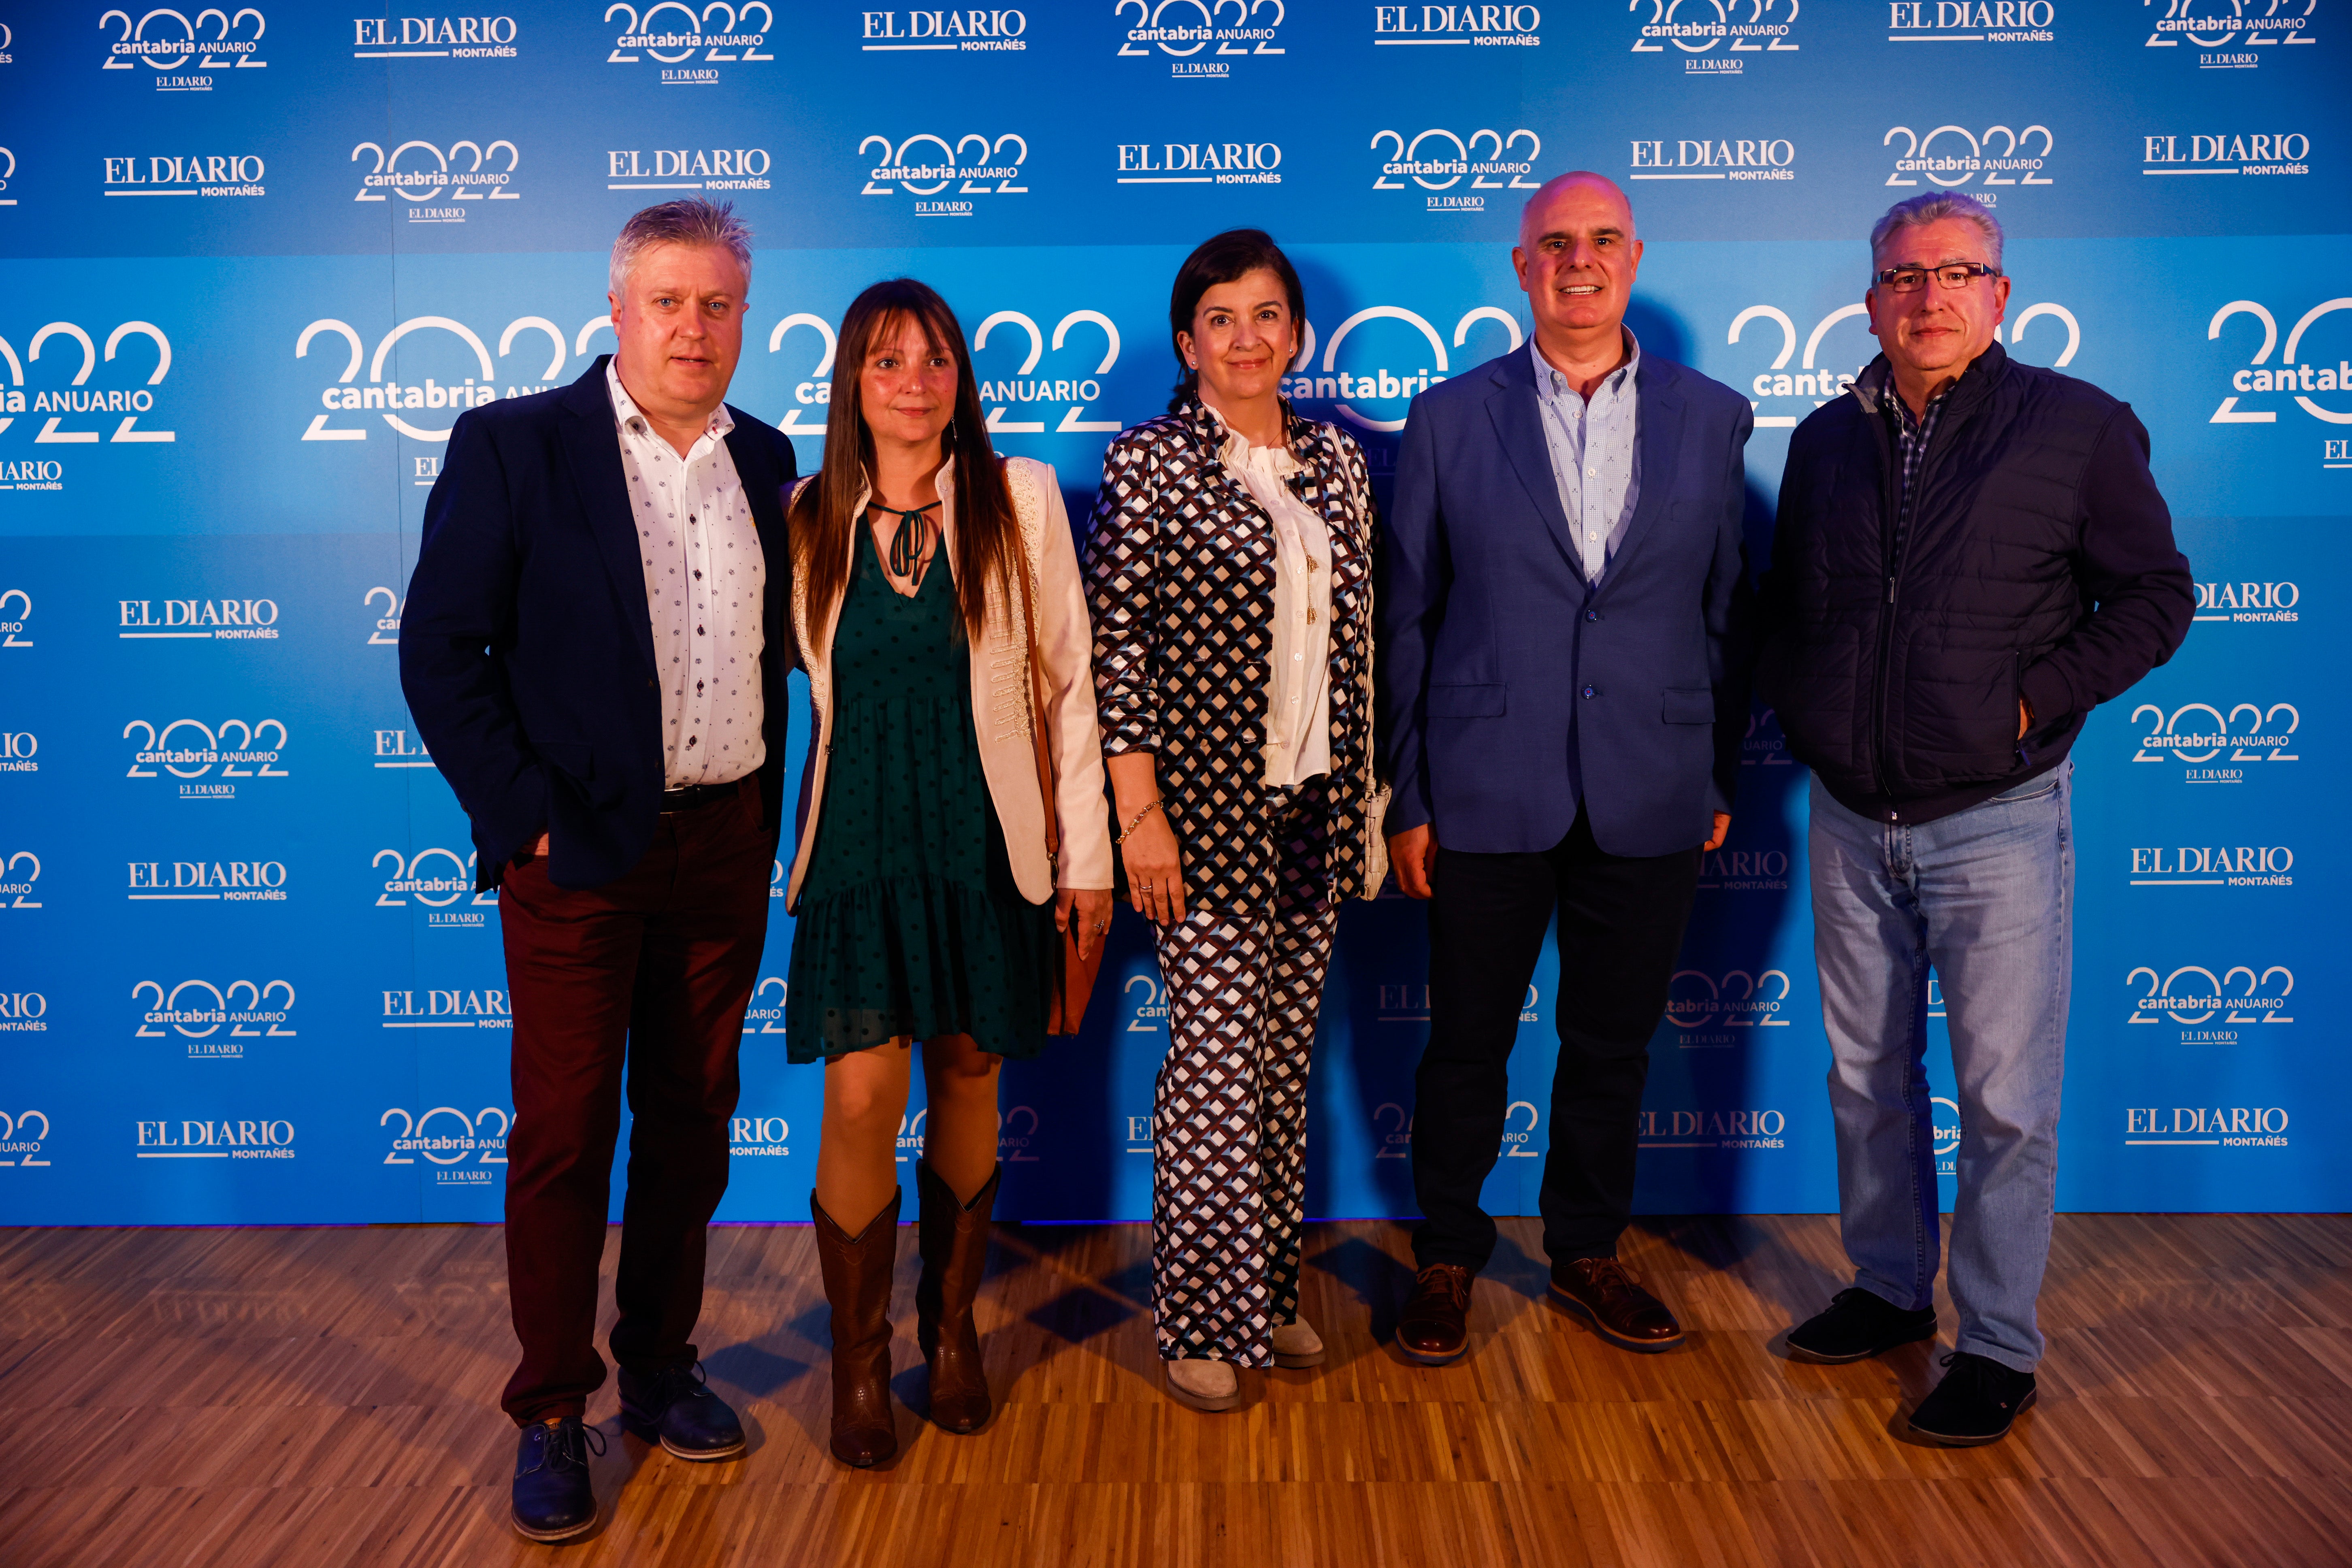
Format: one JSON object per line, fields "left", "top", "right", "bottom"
{"left": 873, "top": 502, "right": 936, "bottom": 580}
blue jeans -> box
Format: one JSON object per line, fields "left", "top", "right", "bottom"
{"left": 1807, "top": 763, "right": 2073, "bottom": 1373}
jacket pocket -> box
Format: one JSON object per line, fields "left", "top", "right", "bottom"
{"left": 1902, "top": 645, "right": 2022, "bottom": 785}
{"left": 1427, "top": 683, "right": 1507, "bottom": 718}
{"left": 1661, "top": 687, "right": 1714, "bottom": 724}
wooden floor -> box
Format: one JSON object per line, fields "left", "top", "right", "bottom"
{"left": 2, "top": 1214, "right": 2350, "bottom": 1568}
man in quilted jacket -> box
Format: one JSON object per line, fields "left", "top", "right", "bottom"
{"left": 1758, "top": 191, "right": 2192, "bottom": 1447}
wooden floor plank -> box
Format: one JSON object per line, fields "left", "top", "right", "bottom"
{"left": 3, "top": 1215, "right": 2350, "bottom": 1566}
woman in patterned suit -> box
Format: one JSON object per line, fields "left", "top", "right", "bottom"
{"left": 1085, "top": 230, "right": 1381, "bottom": 1412}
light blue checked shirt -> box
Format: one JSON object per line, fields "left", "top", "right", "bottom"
{"left": 1530, "top": 330, "right": 1642, "bottom": 584}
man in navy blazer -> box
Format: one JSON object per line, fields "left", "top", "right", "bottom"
{"left": 400, "top": 200, "right": 796, "bottom": 1541}
{"left": 1380, "top": 173, "right": 1753, "bottom": 1365}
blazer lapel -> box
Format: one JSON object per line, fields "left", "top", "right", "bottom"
{"left": 1591, "top": 358, "right": 1685, "bottom": 596}
{"left": 1483, "top": 357, "right": 1579, "bottom": 568}
{"left": 557, "top": 358, "right": 657, "bottom": 673}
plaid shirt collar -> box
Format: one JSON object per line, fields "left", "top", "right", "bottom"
{"left": 1867, "top": 366, "right": 1945, "bottom": 526}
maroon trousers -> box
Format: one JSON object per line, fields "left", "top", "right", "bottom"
{"left": 495, "top": 788, "right": 773, "bottom": 1423}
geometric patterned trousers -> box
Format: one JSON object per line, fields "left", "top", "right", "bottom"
{"left": 1151, "top": 782, "right": 1338, "bottom": 1366}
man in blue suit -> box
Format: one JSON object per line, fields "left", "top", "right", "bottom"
{"left": 400, "top": 200, "right": 796, "bottom": 1540}
{"left": 1380, "top": 173, "right": 1753, "bottom": 1364}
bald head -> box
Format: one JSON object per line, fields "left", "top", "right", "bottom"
{"left": 1519, "top": 172, "right": 1636, "bottom": 250}
{"left": 1512, "top": 171, "right": 1644, "bottom": 380}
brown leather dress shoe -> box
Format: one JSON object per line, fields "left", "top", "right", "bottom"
{"left": 1397, "top": 1263, "right": 1475, "bottom": 1365}
{"left": 1549, "top": 1257, "right": 1684, "bottom": 1352}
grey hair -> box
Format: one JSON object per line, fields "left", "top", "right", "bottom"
{"left": 608, "top": 198, "right": 753, "bottom": 298}
{"left": 1869, "top": 191, "right": 2004, "bottom": 274}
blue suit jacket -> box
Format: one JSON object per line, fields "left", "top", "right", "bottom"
{"left": 1380, "top": 346, "right": 1753, "bottom": 857}
{"left": 399, "top": 358, "right": 798, "bottom": 890}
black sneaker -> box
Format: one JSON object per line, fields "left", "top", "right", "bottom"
{"left": 511, "top": 1416, "right": 604, "bottom": 1542}
{"left": 1786, "top": 1288, "right": 1937, "bottom": 1364}
{"left": 618, "top": 1361, "right": 747, "bottom": 1461}
{"left": 1907, "top": 1351, "right": 2039, "bottom": 1446}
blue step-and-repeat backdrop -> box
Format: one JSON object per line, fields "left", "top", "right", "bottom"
{"left": 0, "top": 2, "right": 2346, "bottom": 1226}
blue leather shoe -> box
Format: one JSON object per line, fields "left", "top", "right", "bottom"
{"left": 618, "top": 1362, "right": 747, "bottom": 1461}
{"left": 511, "top": 1416, "right": 603, "bottom": 1543}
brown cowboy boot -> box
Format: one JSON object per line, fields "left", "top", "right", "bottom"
{"left": 915, "top": 1159, "right": 999, "bottom": 1434}
{"left": 810, "top": 1187, "right": 901, "bottom": 1467}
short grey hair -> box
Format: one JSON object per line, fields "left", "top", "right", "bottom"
{"left": 1869, "top": 191, "right": 2004, "bottom": 274}
{"left": 608, "top": 198, "right": 753, "bottom": 298}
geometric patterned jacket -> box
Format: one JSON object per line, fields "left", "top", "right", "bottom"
{"left": 1083, "top": 395, "right": 1377, "bottom": 912}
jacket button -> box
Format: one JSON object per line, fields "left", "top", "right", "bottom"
{"left": 1581, "top": 684, "right": 1598, "bottom": 699}
{"left": 647, "top": 679, "right": 657, "bottom": 689}
{"left": 1584, "top": 610, "right": 1600, "bottom": 622}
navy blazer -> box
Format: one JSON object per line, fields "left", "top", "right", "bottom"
{"left": 1380, "top": 346, "right": 1753, "bottom": 858}
{"left": 399, "top": 357, "right": 798, "bottom": 890}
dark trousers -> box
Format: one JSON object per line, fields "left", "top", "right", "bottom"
{"left": 495, "top": 788, "right": 773, "bottom": 1424}
{"left": 1411, "top": 807, "right": 1700, "bottom": 1273}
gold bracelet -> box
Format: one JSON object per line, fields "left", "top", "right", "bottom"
{"left": 1114, "top": 798, "right": 1163, "bottom": 845}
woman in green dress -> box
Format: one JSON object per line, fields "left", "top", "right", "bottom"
{"left": 783, "top": 278, "right": 1113, "bottom": 1468}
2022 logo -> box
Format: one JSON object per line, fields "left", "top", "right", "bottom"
{"left": 133, "top": 976, "right": 298, "bottom": 1052}
{"left": 743, "top": 976, "right": 786, "bottom": 1034}
{"left": 1277, "top": 303, "right": 1525, "bottom": 432}
{"left": 349, "top": 138, "right": 521, "bottom": 205}
{"left": 1883, "top": 121, "right": 2054, "bottom": 192}
{"left": 0, "top": 1109, "right": 52, "bottom": 1167}
{"left": 0, "top": 588, "right": 28, "bottom": 647}
{"left": 2128, "top": 700, "right": 2298, "bottom": 762}
{"left": 1370, "top": 128, "right": 1542, "bottom": 193}
{"left": 0, "top": 319, "right": 176, "bottom": 444}
{"left": 0, "top": 851, "right": 39, "bottom": 908}
{"left": 971, "top": 309, "right": 1122, "bottom": 434}
{"left": 602, "top": 2, "right": 775, "bottom": 63}
{"left": 99, "top": 6, "right": 269, "bottom": 72}
{"left": 2126, "top": 964, "right": 2293, "bottom": 1025}
{"left": 1115, "top": 0, "right": 1287, "bottom": 55}
{"left": 1123, "top": 972, "right": 1169, "bottom": 1031}
{"left": 296, "top": 313, "right": 578, "bottom": 442}
{"left": 2141, "top": 0, "right": 2316, "bottom": 52}
{"left": 2205, "top": 298, "right": 2352, "bottom": 426}
{"left": 374, "top": 848, "right": 495, "bottom": 907}
{"left": 364, "top": 586, "right": 402, "bottom": 644}
{"left": 1629, "top": 0, "right": 1801, "bottom": 53}
{"left": 381, "top": 1105, "right": 509, "bottom": 1164}
{"left": 999, "top": 1104, "right": 1042, "bottom": 1162}
{"left": 123, "top": 717, "right": 290, "bottom": 778}
{"left": 859, "top": 132, "right": 1029, "bottom": 198}
{"left": 1664, "top": 968, "right": 1794, "bottom": 1032}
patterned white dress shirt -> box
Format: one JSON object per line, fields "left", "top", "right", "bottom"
{"left": 1531, "top": 330, "right": 1643, "bottom": 584}
{"left": 606, "top": 360, "right": 765, "bottom": 788}
{"left": 1211, "top": 408, "right": 1334, "bottom": 788}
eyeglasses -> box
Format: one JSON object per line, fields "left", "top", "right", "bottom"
{"left": 1873, "top": 262, "right": 2002, "bottom": 294}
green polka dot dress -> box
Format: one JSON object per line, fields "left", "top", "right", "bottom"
{"left": 785, "top": 527, "right": 1057, "bottom": 1063}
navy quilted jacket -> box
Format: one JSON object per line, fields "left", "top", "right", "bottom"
{"left": 1758, "top": 343, "right": 2193, "bottom": 824}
